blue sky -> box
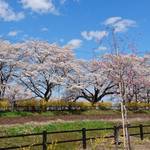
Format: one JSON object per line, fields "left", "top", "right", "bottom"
{"left": 0, "top": 0, "right": 150, "bottom": 59}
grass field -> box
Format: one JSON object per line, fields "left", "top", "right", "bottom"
{"left": 0, "top": 120, "right": 114, "bottom": 136}
{"left": 0, "top": 109, "right": 149, "bottom": 149}
{"left": 0, "top": 120, "right": 150, "bottom": 150}
{"left": 0, "top": 120, "right": 114, "bottom": 150}
{"left": 0, "top": 109, "right": 120, "bottom": 117}
{"left": 0, "top": 109, "right": 150, "bottom": 118}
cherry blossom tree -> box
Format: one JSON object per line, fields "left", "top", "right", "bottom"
{"left": 65, "top": 60, "right": 117, "bottom": 105}
{"left": 17, "top": 40, "right": 75, "bottom": 101}
{"left": 101, "top": 54, "right": 140, "bottom": 150}
{"left": 0, "top": 40, "right": 20, "bottom": 100}
{"left": 138, "top": 54, "right": 150, "bottom": 103}
{"left": 101, "top": 54, "right": 146, "bottom": 103}
{"left": 5, "top": 83, "right": 32, "bottom": 111}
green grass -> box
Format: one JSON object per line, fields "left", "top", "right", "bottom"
{"left": 0, "top": 109, "right": 120, "bottom": 118}
{"left": 129, "top": 109, "right": 150, "bottom": 114}
{"left": 81, "top": 109, "right": 121, "bottom": 115}
{"left": 0, "top": 120, "right": 114, "bottom": 136}
{"left": 0, "top": 111, "right": 35, "bottom": 117}
{"left": 0, "top": 109, "right": 150, "bottom": 118}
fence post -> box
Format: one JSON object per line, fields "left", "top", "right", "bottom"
{"left": 43, "top": 131, "right": 47, "bottom": 150}
{"left": 82, "top": 128, "right": 87, "bottom": 149}
{"left": 139, "top": 124, "right": 144, "bottom": 140}
{"left": 114, "top": 126, "right": 119, "bottom": 145}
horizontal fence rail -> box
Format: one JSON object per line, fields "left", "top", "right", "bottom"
{"left": 0, "top": 124, "right": 150, "bottom": 150}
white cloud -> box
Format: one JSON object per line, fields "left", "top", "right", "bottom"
{"left": 81, "top": 30, "right": 108, "bottom": 41}
{"left": 65, "top": 39, "right": 82, "bottom": 49}
{"left": 0, "top": 0, "right": 24, "bottom": 21}
{"left": 113, "top": 19, "right": 136, "bottom": 32}
{"left": 104, "top": 17, "right": 122, "bottom": 25}
{"left": 21, "top": 0, "right": 59, "bottom": 15}
{"left": 104, "top": 17, "right": 136, "bottom": 32}
{"left": 41, "top": 27, "right": 48, "bottom": 32}
{"left": 96, "top": 46, "right": 107, "bottom": 51}
{"left": 8, "top": 31, "right": 19, "bottom": 37}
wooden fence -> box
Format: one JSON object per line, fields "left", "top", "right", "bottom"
{"left": 0, "top": 124, "right": 150, "bottom": 150}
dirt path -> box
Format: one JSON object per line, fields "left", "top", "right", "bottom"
{"left": 0, "top": 114, "right": 149, "bottom": 125}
